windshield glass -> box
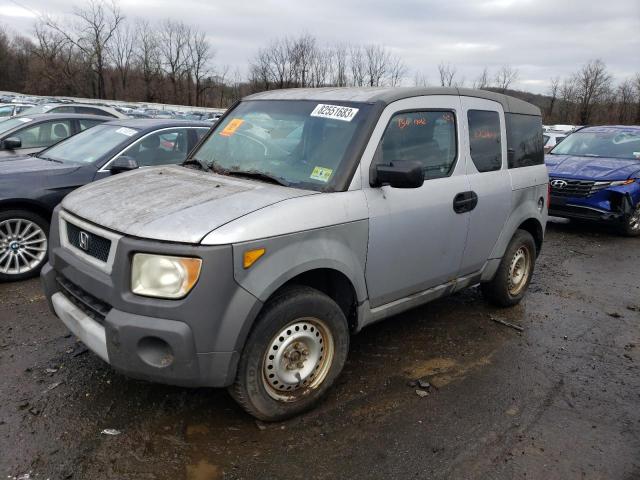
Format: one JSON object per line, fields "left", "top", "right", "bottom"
{"left": 550, "top": 129, "right": 640, "bottom": 160}
{"left": 193, "top": 100, "right": 372, "bottom": 190}
{"left": 39, "top": 124, "right": 139, "bottom": 164}
{"left": 0, "top": 117, "right": 32, "bottom": 135}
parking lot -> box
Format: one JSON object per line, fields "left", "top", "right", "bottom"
{"left": 0, "top": 219, "right": 637, "bottom": 480}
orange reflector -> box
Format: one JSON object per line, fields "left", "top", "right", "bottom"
{"left": 243, "top": 248, "right": 265, "bottom": 269}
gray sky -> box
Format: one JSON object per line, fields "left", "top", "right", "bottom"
{"left": 1, "top": 0, "right": 639, "bottom": 93}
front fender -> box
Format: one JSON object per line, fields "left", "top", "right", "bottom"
{"left": 232, "top": 220, "right": 369, "bottom": 304}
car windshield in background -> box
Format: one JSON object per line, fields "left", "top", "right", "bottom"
{"left": 550, "top": 129, "right": 640, "bottom": 160}
{"left": 192, "top": 100, "right": 372, "bottom": 190}
{"left": 0, "top": 117, "right": 32, "bottom": 135}
{"left": 39, "top": 124, "right": 139, "bottom": 164}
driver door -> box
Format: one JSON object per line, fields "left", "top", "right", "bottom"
{"left": 362, "top": 96, "right": 471, "bottom": 308}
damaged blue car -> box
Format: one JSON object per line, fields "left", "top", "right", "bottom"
{"left": 545, "top": 125, "right": 640, "bottom": 236}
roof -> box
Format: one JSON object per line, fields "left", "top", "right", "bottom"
{"left": 579, "top": 125, "right": 640, "bottom": 133}
{"left": 103, "top": 118, "right": 211, "bottom": 131}
{"left": 245, "top": 87, "right": 541, "bottom": 116}
{"left": 13, "top": 113, "right": 113, "bottom": 121}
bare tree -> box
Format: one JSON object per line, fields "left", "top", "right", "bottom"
{"left": 633, "top": 73, "right": 640, "bottom": 124}
{"left": 188, "top": 29, "right": 213, "bottom": 106}
{"left": 289, "top": 34, "right": 316, "bottom": 87}
{"left": 472, "top": 67, "right": 491, "bottom": 89}
{"left": 437, "top": 62, "right": 457, "bottom": 87}
{"left": 159, "top": 19, "right": 190, "bottom": 103}
{"left": 573, "top": 59, "right": 612, "bottom": 124}
{"left": 364, "top": 44, "right": 390, "bottom": 86}
{"left": 331, "top": 43, "right": 348, "bottom": 87}
{"left": 616, "top": 79, "right": 635, "bottom": 124}
{"left": 558, "top": 78, "right": 577, "bottom": 123}
{"left": 494, "top": 64, "right": 519, "bottom": 92}
{"left": 43, "top": 0, "right": 124, "bottom": 98}
{"left": 134, "top": 19, "right": 161, "bottom": 102}
{"left": 413, "top": 71, "right": 428, "bottom": 87}
{"left": 387, "top": 54, "right": 406, "bottom": 87}
{"left": 546, "top": 76, "right": 560, "bottom": 119}
{"left": 107, "top": 20, "right": 134, "bottom": 97}
{"left": 349, "top": 44, "right": 366, "bottom": 87}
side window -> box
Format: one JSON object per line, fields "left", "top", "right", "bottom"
{"left": 13, "top": 120, "right": 72, "bottom": 148}
{"left": 505, "top": 113, "right": 544, "bottom": 168}
{"left": 195, "top": 128, "right": 209, "bottom": 141}
{"left": 121, "top": 128, "right": 190, "bottom": 166}
{"left": 468, "top": 110, "right": 502, "bottom": 172}
{"left": 78, "top": 118, "right": 104, "bottom": 131}
{"left": 0, "top": 106, "right": 13, "bottom": 118}
{"left": 75, "top": 106, "right": 115, "bottom": 117}
{"left": 379, "top": 111, "right": 457, "bottom": 180}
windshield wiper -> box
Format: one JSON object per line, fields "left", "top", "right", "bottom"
{"left": 225, "top": 169, "right": 290, "bottom": 187}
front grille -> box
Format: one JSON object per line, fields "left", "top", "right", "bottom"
{"left": 66, "top": 222, "right": 111, "bottom": 262}
{"left": 550, "top": 179, "right": 610, "bottom": 198}
{"left": 57, "top": 276, "right": 111, "bottom": 323}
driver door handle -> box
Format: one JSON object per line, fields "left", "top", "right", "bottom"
{"left": 453, "top": 191, "right": 478, "bottom": 214}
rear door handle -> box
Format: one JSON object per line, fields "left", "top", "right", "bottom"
{"left": 453, "top": 191, "right": 478, "bottom": 214}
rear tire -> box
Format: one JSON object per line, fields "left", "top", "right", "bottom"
{"left": 620, "top": 203, "right": 640, "bottom": 237}
{"left": 481, "top": 229, "right": 536, "bottom": 307}
{"left": 229, "top": 285, "right": 349, "bottom": 421}
{"left": 0, "top": 210, "right": 49, "bottom": 282}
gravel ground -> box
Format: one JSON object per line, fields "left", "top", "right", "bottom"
{"left": 0, "top": 219, "right": 639, "bottom": 480}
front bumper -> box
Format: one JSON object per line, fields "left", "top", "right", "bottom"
{"left": 42, "top": 208, "right": 263, "bottom": 388}
{"left": 549, "top": 188, "right": 637, "bottom": 224}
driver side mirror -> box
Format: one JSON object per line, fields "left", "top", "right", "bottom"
{"left": 110, "top": 156, "right": 139, "bottom": 174}
{"left": 372, "top": 160, "right": 424, "bottom": 189}
{"left": 2, "top": 137, "right": 21, "bottom": 150}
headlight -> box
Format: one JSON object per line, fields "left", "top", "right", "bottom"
{"left": 131, "top": 254, "right": 202, "bottom": 299}
{"left": 610, "top": 179, "right": 635, "bottom": 186}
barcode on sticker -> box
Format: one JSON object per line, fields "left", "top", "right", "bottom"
{"left": 310, "top": 104, "right": 359, "bottom": 122}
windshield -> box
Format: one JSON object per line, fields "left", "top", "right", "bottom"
{"left": 39, "top": 124, "right": 139, "bottom": 164}
{"left": 550, "top": 129, "right": 640, "bottom": 160}
{"left": 0, "top": 117, "right": 32, "bottom": 135}
{"left": 192, "top": 100, "right": 373, "bottom": 190}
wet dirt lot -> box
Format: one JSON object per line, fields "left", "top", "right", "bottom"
{"left": 1, "top": 220, "right": 639, "bottom": 480}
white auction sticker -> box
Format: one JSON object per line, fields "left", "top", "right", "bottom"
{"left": 115, "top": 127, "right": 137, "bottom": 137}
{"left": 310, "top": 104, "right": 359, "bottom": 122}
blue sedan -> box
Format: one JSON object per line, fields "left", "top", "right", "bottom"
{"left": 545, "top": 125, "right": 640, "bottom": 236}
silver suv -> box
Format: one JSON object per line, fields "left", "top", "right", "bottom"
{"left": 42, "top": 87, "right": 548, "bottom": 420}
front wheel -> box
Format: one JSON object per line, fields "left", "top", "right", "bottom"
{"left": 229, "top": 286, "right": 349, "bottom": 421}
{"left": 481, "top": 229, "right": 536, "bottom": 307}
{"left": 0, "top": 210, "right": 49, "bottom": 282}
{"left": 621, "top": 203, "right": 640, "bottom": 237}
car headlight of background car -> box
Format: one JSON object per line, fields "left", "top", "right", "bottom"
{"left": 131, "top": 253, "right": 202, "bottom": 299}
{"left": 609, "top": 179, "right": 636, "bottom": 187}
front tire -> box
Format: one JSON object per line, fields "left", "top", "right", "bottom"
{"left": 230, "top": 285, "right": 349, "bottom": 421}
{"left": 481, "top": 229, "right": 536, "bottom": 307}
{"left": 621, "top": 203, "right": 640, "bottom": 237}
{"left": 0, "top": 210, "right": 49, "bottom": 282}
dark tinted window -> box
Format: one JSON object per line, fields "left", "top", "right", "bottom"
{"left": 122, "top": 128, "right": 191, "bottom": 166}
{"left": 468, "top": 110, "right": 502, "bottom": 172}
{"left": 195, "top": 128, "right": 209, "bottom": 141}
{"left": 379, "top": 111, "right": 457, "bottom": 180}
{"left": 76, "top": 106, "right": 116, "bottom": 117}
{"left": 50, "top": 105, "right": 75, "bottom": 113}
{"left": 506, "top": 113, "right": 544, "bottom": 168}
{"left": 78, "top": 118, "right": 105, "bottom": 131}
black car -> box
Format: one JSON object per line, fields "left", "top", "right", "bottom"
{"left": 0, "top": 114, "right": 111, "bottom": 158}
{"left": 0, "top": 119, "right": 210, "bottom": 281}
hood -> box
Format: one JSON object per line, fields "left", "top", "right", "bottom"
{"left": 62, "top": 165, "right": 317, "bottom": 243}
{"left": 545, "top": 154, "right": 640, "bottom": 181}
{"left": 0, "top": 155, "right": 78, "bottom": 180}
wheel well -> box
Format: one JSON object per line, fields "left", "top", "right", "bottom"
{"left": 0, "top": 200, "right": 52, "bottom": 223}
{"left": 275, "top": 269, "right": 359, "bottom": 332}
{"left": 518, "top": 218, "right": 543, "bottom": 256}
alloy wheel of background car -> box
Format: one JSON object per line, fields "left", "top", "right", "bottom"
{"left": 0, "top": 217, "right": 48, "bottom": 279}
{"left": 262, "top": 317, "right": 335, "bottom": 402}
{"left": 624, "top": 204, "right": 640, "bottom": 236}
{"left": 507, "top": 246, "right": 531, "bottom": 297}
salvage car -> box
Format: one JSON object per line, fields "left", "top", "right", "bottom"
{"left": 17, "top": 103, "right": 126, "bottom": 119}
{"left": 543, "top": 131, "right": 566, "bottom": 153}
{"left": 0, "top": 114, "right": 111, "bottom": 158}
{"left": 546, "top": 125, "right": 640, "bottom": 236}
{"left": 0, "top": 103, "right": 35, "bottom": 120}
{"left": 42, "top": 87, "right": 548, "bottom": 420}
{"left": 0, "top": 119, "right": 210, "bottom": 281}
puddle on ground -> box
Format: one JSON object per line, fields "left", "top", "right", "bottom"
{"left": 405, "top": 354, "right": 494, "bottom": 388}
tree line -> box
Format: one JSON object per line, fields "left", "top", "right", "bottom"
{"left": 0, "top": 0, "right": 639, "bottom": 125}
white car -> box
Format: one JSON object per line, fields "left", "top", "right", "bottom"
{"left": 0, "top": 103, "right": 34, "bottom": 120}
{"left": 543, "top": 131, "right": 567, "bottom": 153}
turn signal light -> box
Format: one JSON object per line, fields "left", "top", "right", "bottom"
{"left": 243, "top": 248, "right": 265, "bottom": 269}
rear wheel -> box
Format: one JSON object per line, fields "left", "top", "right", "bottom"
{"left": 0, "top": 210, "right": 49, "bottom": 282}
{"left": 621, "top": 203, "right": 640, "bottom": 237}
{"left": 230, "top": 285, "right": 349, "bottom": 421}
{"left": 481, "top": 229, "right": 536, "bottom": 307}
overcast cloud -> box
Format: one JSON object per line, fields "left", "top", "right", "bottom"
{"left": 1, "top": 0, "right": 639, "bottom": 93}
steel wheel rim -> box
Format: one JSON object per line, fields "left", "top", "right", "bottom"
{"left": 507, "top": 246, "right": 531, "bottom": 296}
{"left": 628, "top": 204, "right": 640, "bottom": 232}
{"left": 0, "top": 218, "right": 47, "bottom": 276}
{"left": 262, "top": 317, "right": 335, "bottom": 402}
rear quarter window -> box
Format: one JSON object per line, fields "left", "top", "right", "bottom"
{"left": 468, "top": 110, "right": 502, "bottom": 172}
{"left": 506, "top": 113, "right": 544, "bottom": 168}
